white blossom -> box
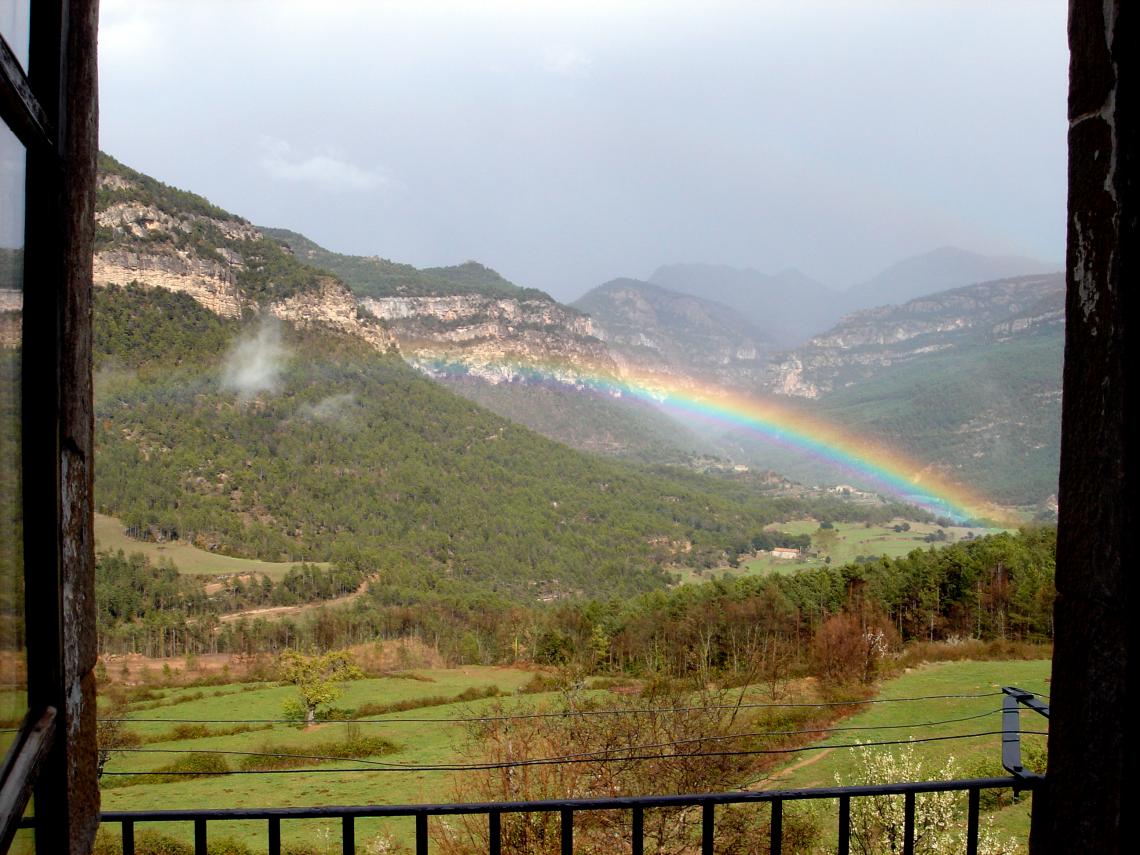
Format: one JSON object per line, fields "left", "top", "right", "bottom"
{"left": 837, "top": 740, "right": 1018, "bottom": 855}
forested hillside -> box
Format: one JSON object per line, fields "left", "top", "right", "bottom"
{"left": 745, "top": 276, "right": 1065, "bottom": 506}
{"left": 95, "top": 285, "right": 899, "bottom": 602}
{"left": 262, "top": 228, "right": 551, "bottom": 301}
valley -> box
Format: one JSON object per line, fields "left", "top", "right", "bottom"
{"left": 77, "top": 152, "right": 1059, "bottom": 855}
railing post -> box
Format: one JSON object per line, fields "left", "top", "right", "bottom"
{"left": 194, "top": 818, "right": 207, "bottom": 855}
{"left": 966, "top": 788, "right": 980, "bottom": 855}
{"left": 342, "top": 814, "right": 355, "bottom": 855}
{"left": 903, "top": 791, "right": 915, "bottom": 855}
{"left": 838, "top": 795, "right": 850, "bottom": 855}
{"left": 87, "top": 776, "right": 1033, "bottom": 855}
{"left": 488, "top": 810, "right": 501, "bottom": 855}
{"left": 268, "top": 816, "right": 280, "bottom": 855}
{"left": 415, "top": 813, "right": 428, "bottom": 855}
{"left": 561, "top": 808, "right": 573, "bottom": 855}
{"left": 1001, "top": 691, "right": 1024, "bottom": 776}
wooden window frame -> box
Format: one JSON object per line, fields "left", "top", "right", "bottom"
{"left": 0, "top": 2, "right": 99, "bottom": 852}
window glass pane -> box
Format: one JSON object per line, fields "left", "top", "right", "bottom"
{"left": 0, "top": 118, "right": 25, "bottom": 753}
{"left": 0, "top": 0, "right": 30, "bottom": 69}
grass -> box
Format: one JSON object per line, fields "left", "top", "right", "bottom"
{"left": 94, "top": 658, "right": 1050, "bottom": 851}
{"left": 763, "top": 658, "right": 1050, "bottom": 851}
{"left": 673, "top": 519, "right": 1009, "bottom": 584}
{"left": 98, "top": 666, "right": 543, "bottom": 850}
{"left": 95, "top": 513, "right": 330, "bottom": 580}
{"left": 741, "top": 519, "right": 1009, "bottom": 577}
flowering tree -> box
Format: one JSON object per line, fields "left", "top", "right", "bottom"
{"left": 839, "top": 741, "right": 1017, "bottom": 855}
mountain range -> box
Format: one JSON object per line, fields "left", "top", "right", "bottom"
{"left": 92, "top": 151, "right": 1063, "bottom": 513}
{"left": 642, "top": 247, "right": 1059, "bottom": 347}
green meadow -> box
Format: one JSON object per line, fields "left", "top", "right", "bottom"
{"left": 95, "top": 513, "right": 330, "bottom": 580}
{"left": 761, "top": 519, "right": 1002, "bottom": 576}
{"left": 90, "top": 658, "right": 1049, "bottom": 852}
{"left": 97, "top": 666, "right": 541, "bottom": 851}
{"left": 766, "top": 659, "right": 1050, "bottom": 849}
{"left": 674, "top": 519, "right": 1005, "bottom": 584}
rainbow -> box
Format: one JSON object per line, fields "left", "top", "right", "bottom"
{"left": 416, "top": 354, "right": 1014, "bottom": 525}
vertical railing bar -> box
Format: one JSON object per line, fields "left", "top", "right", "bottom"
{"left": 95, "top": 783, "right": 1024, "bottom": 855}
{"left": 966, "top": 788, "right": 980, "bottom": 855}
{"left": 416, "top": 813, "right": 428, "bottom": 855}
{"left": 488, "top": 810, "right": 501, "bottom": 855}
{"left": 838, "top": 795, "right": 850, "bottom": 855}
{"left": 770, "top": 798, "right": 783, "bottom": 855}
{"left": 343, "top": 814, "right": 355, "bottom": 855}
{"left": 268, "top": 816, "right": 281, "bottom": 855}
{"left": 194, "top": 818, "right": 207, "bottom": 855}
{"left": 903, "top": 792, "right": 915, "bottom": 855}
{"left": 561, "top": 808, "right": 573, "bottom": 855}
{"left": 1001, "top": 692, "right": 1024, "bottom": 775}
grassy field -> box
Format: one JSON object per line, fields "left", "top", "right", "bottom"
{"left": 97, "top": 666, "right": 543, "bottom": 851}
{"left": 85, "top": 657, "right": 1049, "bottom": 852}
{"left": 763, "top": 658, "right": 1050, "bottom": 850}
{"left": 95, "top": 513, "right": 330, "bottom": 580}
{"left": 674, "top": 519, "right": 1005, "bottom": 584}
{"left": 750, "top": 519, "right": 1003, "bottom": 576}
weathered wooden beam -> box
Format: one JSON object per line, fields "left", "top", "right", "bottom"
{"left": 1032, "top": 2, "right": 1133, "bottom": 852}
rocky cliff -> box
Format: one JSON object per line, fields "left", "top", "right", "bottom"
{"left": 739, "top": 274, "right": 1066, "bottom": 506}
{"left": 360, "top": 292, "right": 619, "bottom": 384}
{"left": 0, "top": 288, "right": 19, "bottom": 350}
{"left": 93, "top": 155, "right": 395, "bottom": 353}
{"left": 761, "top": 274, "right": 1065, "bottom": 398}
{"left": 265, "top": 227, "right": 623, "bottom": 387}
{"left": 573, "top": 277, "right": 776, "bottom": 388}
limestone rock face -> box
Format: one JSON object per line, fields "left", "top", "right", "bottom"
{"left": 270, "top": 280, "right": 394, "bottom": 353}
{"left": 0, "top": 289, "right": 20, "bottom": 350}
{"left": 759, "top": 274, "right": 1064, "bottom": 397}
{"left": 571, "top": 278, "right": 776, "bottom": 390}
{"left": 361, "top": 294, "right": 616, "bottom": 384}
{"left": 94, "top": 170, "right": 396, "bottom": 353}
{"left": 94, "top": 248, "right": 244, "bottom": 318}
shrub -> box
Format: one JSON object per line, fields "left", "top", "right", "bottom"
{"left": 839, "top": 741, "right": 1018, "bottom": 855}
{"left": 812, "top": 612, "right": 897, "bottom": 684}
{"left": 236, "top": 735, "right": 397, "bottom": 771}
{"left": 153, "top": 752, "right": 230, "bottom": 780}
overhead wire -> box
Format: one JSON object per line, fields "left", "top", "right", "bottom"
{"left": 107, "top": 708, "right": 1004, "bottom": 769}
{"left": 98, "top": 690, "right": 1009, "bottom": 727}
{"left": 111, "top": 707, "right": 1008, "bottom": 767}
{"left": 102, "top": 729, "right": 1049, "bottom": 776}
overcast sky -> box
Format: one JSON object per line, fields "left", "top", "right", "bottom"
{"left": 98, "top": 0, "right": 1068, "bottom": 302}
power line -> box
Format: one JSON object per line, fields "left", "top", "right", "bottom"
{"left": 99, "top": 690, "right": 1008, "bottom": 727}
{"left": 108, "top": 708, "right": 1003, "bottom": 769}
{"left": 103, "top": 729, "right": 1048, "bottom": 777}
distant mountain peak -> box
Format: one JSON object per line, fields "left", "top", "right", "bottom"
{"left": 646, "top": 262, "right": 837, "bottom": 347}
{"left": 847, "top": 246, "right": 1061, "bottom": 309}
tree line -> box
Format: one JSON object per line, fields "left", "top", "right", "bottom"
{"left": 97, "top": 527, "right": 1055, "bottom": 678}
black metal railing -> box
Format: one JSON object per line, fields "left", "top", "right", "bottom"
{"left": 23, "top": 686, "right": 1051, "bottom": 854}
{"left": 97, "top": 776, "right": 1033, "bottom": 855}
